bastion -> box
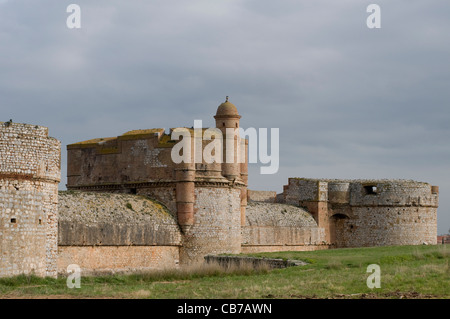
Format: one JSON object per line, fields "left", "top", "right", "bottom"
{"left": 280, "top": 178, "right": 438, "bottom": 247}
{"left": 0, "top": 122, "right": 60, "bottom": 277}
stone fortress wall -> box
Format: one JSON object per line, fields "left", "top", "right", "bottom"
{"left": 0, "top": 99, "right": 440, "bottom": 278}
{"left": 65, "top": 99, "right": 248, "bottom": 265}
{"left": 242, "top": 201, "right": 327, "bottom": 253}
{"left": 280, "top": 178, "right": 439, "bottom": 248}
{"left": 57, "top": 192, "right": 181, "bottom": 274}
{"left": 0, "top": 122, "right": 60, "bottom": 277}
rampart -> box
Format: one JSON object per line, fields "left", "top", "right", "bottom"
{"left": 57, "top": 192, "right": 181, "bottom": 274}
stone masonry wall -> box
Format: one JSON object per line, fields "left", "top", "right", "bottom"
{"left": 336, "top": 206, "right": 437, "bottom": 247}
{"left": 284, "top": 178, "right": 328, "bottom": 205}
{"left": 179, "top": 186, "right": 242, "bottom": 265}
{"left": 57, "top": 246, "right": 180, "bottom": 274}
{"left": 57, "top": 192, "right": 182, "bottom": 273}
{"left": 247, "top": 190, "right": 277, "bottom": 203}
{"left": 137, "top": 187, "right": 177, "bottom": 215}
{"left": 242, "top": 201, "right": 326, "bottom": 252}
{"left": 58, "top": 192, "right": 182, "bottom": 246}
{"left": 282, "top": 178, "right": 438, "bottom": 248}
{"left": 0, "top": 122, "right": 60, "bottom": 278}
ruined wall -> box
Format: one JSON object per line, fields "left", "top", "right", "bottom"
{"left": 180, "top": 186, "right": 242, "bottom": 264}
{"left": 0, "top": 122, "right": 60, "bottom": 277}
{"left": 57, "top": 192, "right": 181, "bottom": 273}
{"left": 242, "top": 201, "right": 327, "bottom": 253}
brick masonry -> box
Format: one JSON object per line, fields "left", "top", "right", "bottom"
{"left": 57, "top": 246, "right": 179, "bottom": 275}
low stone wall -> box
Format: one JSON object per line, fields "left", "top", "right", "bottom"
{"left": 241, "top": 244, "right": 329, "bottom": 253}
{"left": 204, "top": 255, "right": 307, "bottom": 269}
{"left": 57, "top": 246, "right": 180, "bottom": 275}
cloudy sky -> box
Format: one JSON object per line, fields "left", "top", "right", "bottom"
{"left": 1, "top": 0, "right": 449, "bottom": 234}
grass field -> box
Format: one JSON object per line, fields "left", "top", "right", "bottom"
{"left": 0, "top": 244, "right": 448, "bottom": 299}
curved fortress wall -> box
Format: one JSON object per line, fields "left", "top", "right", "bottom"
{"left": 335, "top": 181, "right": 438, "bottom": 247}
{"left": 179, "top": 186, "right": 242, "bottom": 264}
{"left": 0, "top": 122, "right": 60, "bottom": 278}
{"left": 282, "top": 178, "right": 438, "bottom": 248}
{"left": 242, "top": 201, "right": 327, "bottom": 253}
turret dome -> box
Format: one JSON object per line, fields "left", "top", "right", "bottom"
{"left": 215, "top": 96, "right": 240, "bottom": 118}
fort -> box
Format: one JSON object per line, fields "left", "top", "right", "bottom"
{"left": 0, "top": 99, "right": 439, "bottom": 277}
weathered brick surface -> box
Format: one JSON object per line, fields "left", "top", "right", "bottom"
{"left": 0, "top": 122, "right": 60, "bottom": 278}
{"left": 57, "top": 246, "right": 179, "bottom": 275}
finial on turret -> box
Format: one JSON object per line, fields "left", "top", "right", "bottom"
{"left": 225, "top": 96, "right": 229, "bottom": 102}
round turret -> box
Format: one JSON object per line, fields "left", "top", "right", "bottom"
{"left": 213, "top": 97, "right": 242, "bottom": 180}
{"left": 214, "top": 96, "right": 241, "bottom": 119}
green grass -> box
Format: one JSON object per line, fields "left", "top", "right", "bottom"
{"left": 0, "top": 245, "right": 448, "bottom": 299}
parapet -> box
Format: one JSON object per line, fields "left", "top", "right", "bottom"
{"left": 0, "top": 122, "right": 61, "bottom": 183}
{"left": 247, "top": 190, "right": 277, "bottom": 203}
{"left": 348, "top": 180, "right": 438, "bottom": 207}
{"left": 283, "top": 178, "right": 438, "bottom": 208}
